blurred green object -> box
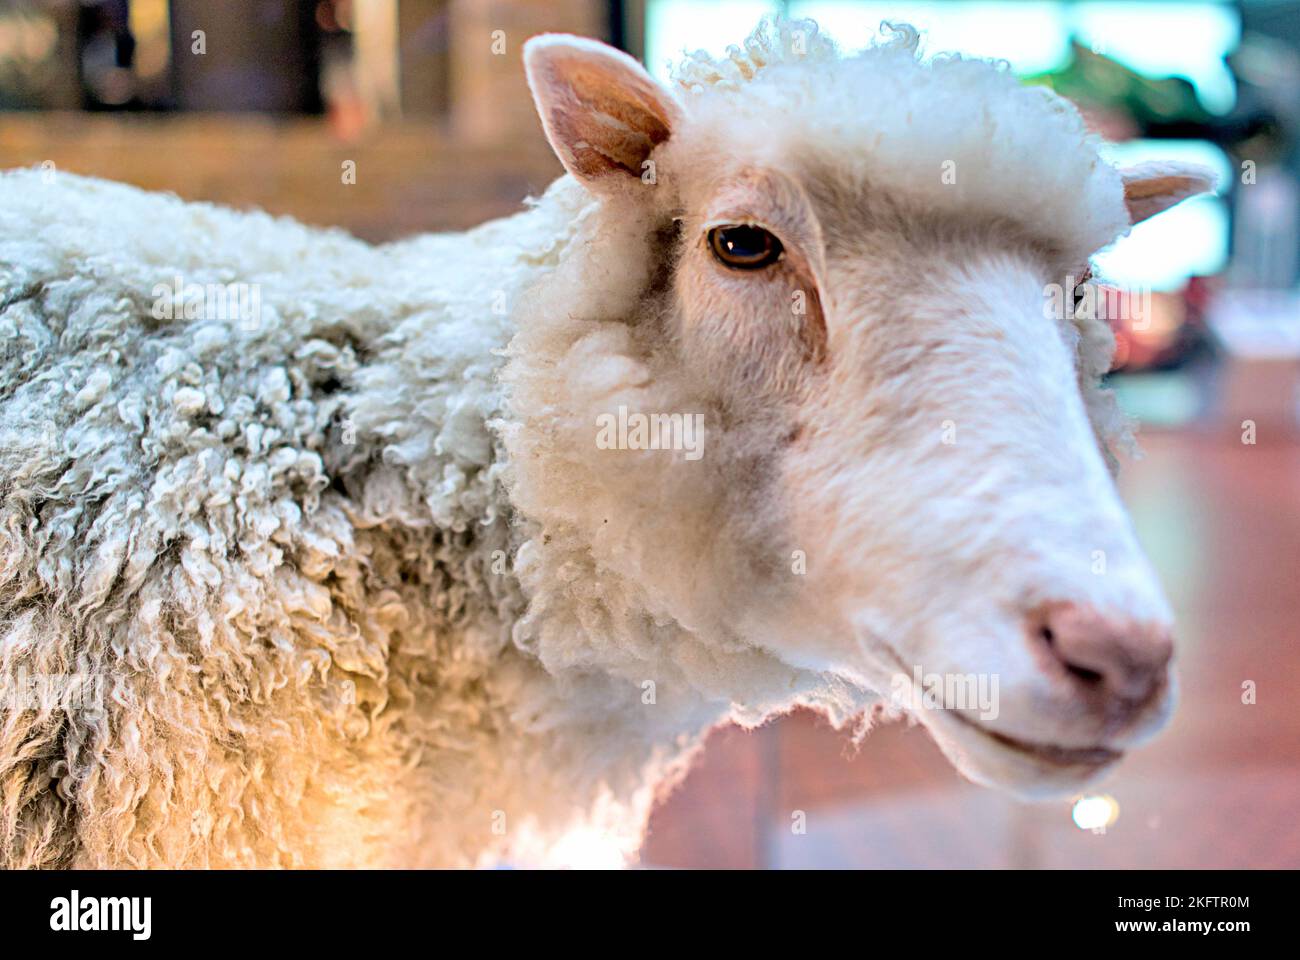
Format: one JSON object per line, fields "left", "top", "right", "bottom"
{"left": 1025, "top": 39, "right": 1214, "bottom": 132}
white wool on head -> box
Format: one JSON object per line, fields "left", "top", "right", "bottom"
{"left": 669, "top": 14, "right": 844, "bottom": 90}
{"left": 668, "top": 17, "right": 1131, "bottom": 269}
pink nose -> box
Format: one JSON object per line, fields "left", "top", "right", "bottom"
{"left": 1033, "top": 602, "right": 1173, "bottom": 712}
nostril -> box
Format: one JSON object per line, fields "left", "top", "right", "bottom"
{"left": 1065, "top": 663, "right": 1106, "bottom": 684}
{"left": 1038, "top": 621, "right": 1105, "bottom": 685}
{"left": 1031, "top": 603, "right": 1172, "bottom": 703}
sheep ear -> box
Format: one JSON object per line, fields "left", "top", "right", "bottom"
{"left": 524, "top": 34, "right": 678, "bottom": 189}
{"left": 1118, "top": 162, "right": 1217, "bottom": 225}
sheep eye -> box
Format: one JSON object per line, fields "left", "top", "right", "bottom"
{"left": 708, "top": 224, "right": 782, "bottom": 270}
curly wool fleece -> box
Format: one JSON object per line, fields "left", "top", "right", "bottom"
{"left": 0, "top": 19, "right": 1129, "bottom": 868}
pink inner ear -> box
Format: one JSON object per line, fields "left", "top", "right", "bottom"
{"left": 1124, "top": 174, "right": 1204, "bottom": 202}
{"left": 1123, "top": 176, "right": 1204, "bottom": 224}
{"left": 530, "top": 43, "right": 676, "bottom": 180}
{"left": 1119, "top": 163, "right": 1216, "bottom": 225}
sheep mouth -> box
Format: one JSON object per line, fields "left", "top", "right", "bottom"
{"left": 948, "top": 710, "right": 1122, "bottom": 768}
{"left": 866, "top": 640, "right": 1123, "bottom": 772}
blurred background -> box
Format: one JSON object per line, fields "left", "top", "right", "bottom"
{"left": 1, "top": 0, "right": 1296, "bottom": 868}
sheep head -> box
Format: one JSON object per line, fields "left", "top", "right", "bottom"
{"left": 512, "top": 21, "right": 1215, "bottom": 797}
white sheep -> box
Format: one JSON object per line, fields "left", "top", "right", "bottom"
{"left": 0, "top": 18, "right": 1214, "bottom": 868}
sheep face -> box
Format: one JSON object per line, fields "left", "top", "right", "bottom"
{"left": 521, "top": 28, "right": 1214, "bottom": 796}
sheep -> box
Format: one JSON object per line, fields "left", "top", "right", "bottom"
{"left": 0, "top": 17, "right": 1215, "bottom": 868}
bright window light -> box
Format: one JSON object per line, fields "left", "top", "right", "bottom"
{"left": 644, "top": 0, "right": 780, "bottom": 82}
{"left": 789, "top": 1, "right": 1071, "bottom": 73}
{"left": 1096, "top": 199, "right": 1228, "bottom": 291}
{"left": 1069, "top": 2, "right": 1240, "bottom": 114}
{"left": 646, "top": 0, "right": 1240, "bottom": 110}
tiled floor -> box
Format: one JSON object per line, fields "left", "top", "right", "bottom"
{"left": 641, "top": 425, "right": 1300, "bottom": 868}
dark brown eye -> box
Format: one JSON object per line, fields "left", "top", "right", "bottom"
{"left": 708, "top": 224, "right": 783, "bottom": 270}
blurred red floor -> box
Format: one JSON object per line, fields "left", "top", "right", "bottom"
{"left": 640, "top": 427, "right": 1300, "bottom": 868}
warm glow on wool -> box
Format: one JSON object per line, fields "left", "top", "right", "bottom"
{"left": 547, "top": 825, "right": 629, "bottom": 870}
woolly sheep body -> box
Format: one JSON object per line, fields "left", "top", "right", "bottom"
{"left": 0, "top": 171, "right": 659, "bottom": 866}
